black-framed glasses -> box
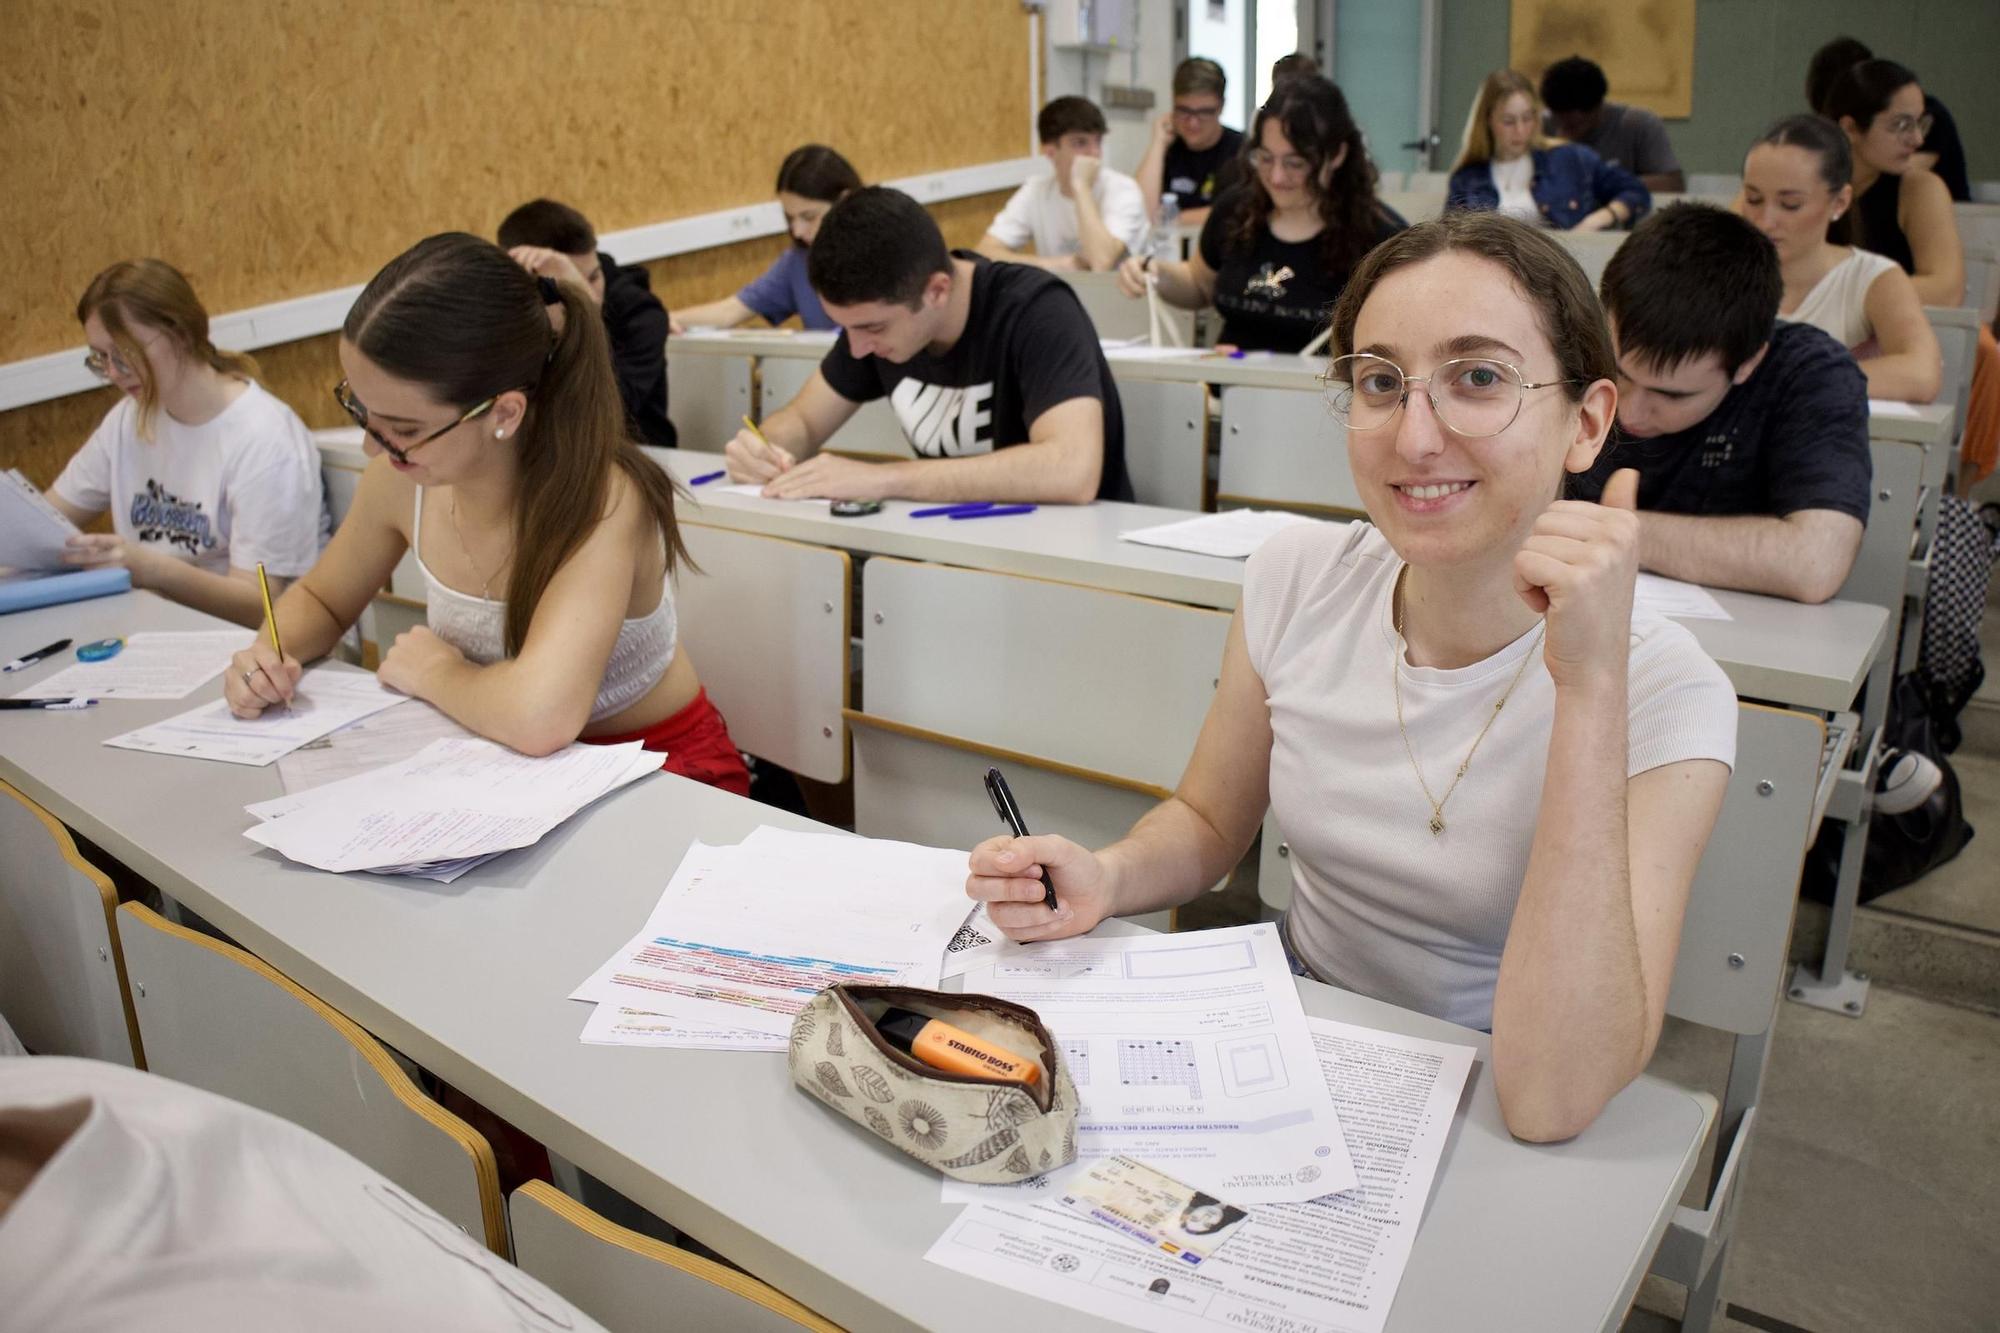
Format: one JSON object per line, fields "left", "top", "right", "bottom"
{"left": 333, "top": 378, "right": 498, "bottom": 465}
{"left": 1172, "top": 103, "right": 1223, "bottom": 121}
{"left": 1328, "top": 355, "right": 1581, "bottom": 437}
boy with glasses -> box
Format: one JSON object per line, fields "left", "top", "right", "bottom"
{"left": 1136, "top": 58, "right": 1245, "bottom": 226}
{"left": 1574, "top": 204, "right": 1871, "bottom": 604}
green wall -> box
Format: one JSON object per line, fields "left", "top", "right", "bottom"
{"left": 1434, "top": 0, "right": 1999, "bottom": 180}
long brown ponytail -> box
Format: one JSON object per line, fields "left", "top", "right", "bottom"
{"left": 343, "top": 232, "right": 687, "bottom": 657}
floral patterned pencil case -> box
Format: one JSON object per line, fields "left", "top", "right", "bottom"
{"left": 788, "top": 983, "right": 1078, "bottom": 1184}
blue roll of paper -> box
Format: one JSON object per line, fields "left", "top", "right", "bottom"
{"left": 0, "top": 568, "right": 133, "bottom": 614}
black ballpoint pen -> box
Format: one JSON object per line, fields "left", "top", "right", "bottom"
{"left": 984, "top": 766, "right": 1059, "bottom": 912}
{"left": 2, "top": 638, "right": 72, "bottom": 672}
{"left": 0, "top": 697, "right": 94, "bottom": 710}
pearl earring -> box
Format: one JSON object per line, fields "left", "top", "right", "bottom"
{"left": 496, "top": 428, "right": 508, "bottom": 439}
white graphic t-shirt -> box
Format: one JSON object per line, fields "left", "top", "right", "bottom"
{"left": 53, "top": 381, "right": 328, "bottom": 577}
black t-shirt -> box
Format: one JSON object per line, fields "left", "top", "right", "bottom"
{"left": 1922, "top": 94, "right": 1971, "bottom": 204}
{"left": 816, "top": 252, "right": 1130, "bottom": 501}
{"left": 1574, "top": 322, "right": 1871, "bottom": 524}
{"left": 1163, "top": 128, "right": 1245, "bottom": 213}
{"left": 599, "top": 254, "right": 676, "bottom": 448}
{"left": 1197, "top": 186, "right": 1405, "bottom": 352}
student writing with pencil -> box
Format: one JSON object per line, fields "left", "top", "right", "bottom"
{"left": 225, "top": 234, "right": 748, "bottom": 791}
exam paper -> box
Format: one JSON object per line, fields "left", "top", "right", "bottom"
{"left": 1101, "top": 345, "right": 1210, "bottom": 361}
{"left": 102, "top": 669, "right": 403, "bottom": 766}
{"left": 924, "top": 1016, "right": 1476, "bottom": 1333}
{"left": 710, "top": 484, "right": 830, "bottom": 504}
{"left": 15, "top": 630, "right": 246, "bottom": 700}
{"left": 944, "top": 924, "right": 1355, "bottom": 1205}
{"left": 1866, "top": 398, "right": 1924, "bottom": 419}
{"left": 277, "top": 699, "right": 478, "bottom": 794}
{"left": 0, "top": 470, "right": 82, "bottom": 572}
{"left": 578, "top": 1003, "right": 786, "bottom": 1052}
{"left": 569, "top": 832, "right": 973, "bottom": 1040}
{"left": 1634, "top": 572, "right": 1732, "bottom": 621}
{"left": 242, "top": 737, "right": 661, "bottom": 875}
{"left": 1119, "top": 510, "right": 1322, "bottom": 560}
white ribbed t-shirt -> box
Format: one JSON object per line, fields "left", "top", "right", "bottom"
{"left": 1242, "top": 522, "right": 1738, "bottom": 1031}
{"left": 1778, "top": 247, "right": 1901, "bottom": 351}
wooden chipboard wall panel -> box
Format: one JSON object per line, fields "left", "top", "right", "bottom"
{"left": 1, "top": 0, "right": 1031, "bottom": 361}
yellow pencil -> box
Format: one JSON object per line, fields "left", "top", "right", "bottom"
{"left": 741, "top": 413, "right": 770, "bottom": 446}
{"left": 256, "top": 562, "right": 284, "bottom": 660}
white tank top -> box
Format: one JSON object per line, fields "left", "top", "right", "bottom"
{"left": 411, "top": 488, "right": 676, "bottom": 722}
{"left": 1778, "top": 247, "right": 1900, "bottom": 351}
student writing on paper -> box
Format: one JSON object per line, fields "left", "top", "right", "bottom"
{"left": 1132, "top": 58, "right": 1243, "bottom": 229}
{"left": 224, "top": 234, "right": 748, "bottom": 790}
{"left": 1574, "top": 204, "right": 1871, "bottom": 603}
{"left": 498, "top": 198, "right": 677, "bottom": 447}
{"left": 47, "top": 260, "right": 327, "bottom": 628}
{"left": 1741, "top": 115, "right": 1941, "bottom": 404}
{"left": 722, "top": 187, "right": 1130, "bottom": 503}
{"left": 1445, "top": 70, "right": 1649, "bottom": 233}
{"left": 978, "top": 97, "right": 1149, "bottom": 273}
{"left": 1115, "top": 76, "right": 1405, "bottom": 353}
{"left": 671, "top": 144, "right": 860, "bottom": 333}
{"left": 968, "top": 213, "right": 1737, "bottom": 1142}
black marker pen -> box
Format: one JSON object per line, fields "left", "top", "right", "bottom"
{"left": 984, "top": 766, "right": 1058, "bottom": 912}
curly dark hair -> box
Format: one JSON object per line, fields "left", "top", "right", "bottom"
{"left": 1227, "top": 75, "right": 1384, "bottom": 279}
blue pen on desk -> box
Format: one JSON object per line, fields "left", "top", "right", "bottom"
{"left": 951, "top": 504, "right": 1037, "bottom": 520}
{"left": 689, "top": 470, "right": 727, "bottom": 486}
{"left": 910, "top": 502, "right": 995, "bottom": 519}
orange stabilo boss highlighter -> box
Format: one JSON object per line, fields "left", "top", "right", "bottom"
{"left": 874, "top": 1006, "right": 1042, "bottom": 1087}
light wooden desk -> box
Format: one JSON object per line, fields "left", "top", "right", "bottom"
{"left": 0, "top": 589, "right": 1712, "bottom": 1333}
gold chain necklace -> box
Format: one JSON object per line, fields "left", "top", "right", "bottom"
{"left": 448, "top": 491, "right": 510, "bottom": 601}
{"left": 1391, "top": 566, "right": 1545, "bottom": 836}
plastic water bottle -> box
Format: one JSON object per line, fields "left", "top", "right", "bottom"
{"left": 1152, "top": 194, "right": 1182, "bottom": 263}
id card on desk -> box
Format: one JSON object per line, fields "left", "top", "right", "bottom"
{"left": 1056, "top": 1155, "right": 1251, "bottom": 1267}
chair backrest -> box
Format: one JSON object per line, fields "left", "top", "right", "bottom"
{"left": 1059, "top": 269, "right": 1197, "bottom": 346}
{"left": 1835, "top": 437, "right": 1925, "bottom": 612}
{"left": 1959, "top": 243, "right": 1999, "bottom": 325}
{"left": 1684, "top": 172, "right": 1741, "bottom": 201}
{"left": 1215, "top": 387, "right": 1357, "bottom": 515}
{"left": 758, "top": 354, "right": 913, "bottom": 458}
{"left": 510, "top": 1180, "right": 840, "bottom": 1332}
{"left": 115, "top": 902, "right": 507, "bottom": 1254}
{"left": 1666, "top": 704, "right": 1824, "bottom": 1035}
{"left": 1926, "top": 303, "right": 1980, "bottom": 445}
{"left": 1552, "top": 228, "right": 1626, "bottom": 291}
{"left": 665, "top": 343, "right": 755, "bottom": 453}
{"left": 1378, "top": 187, "right": 1447, "bottom": 224}
{"left": 0, "top": 780, "right": 140, "bottom": 1065}
{"left": 674, "top": 523, "right": 851, "bottom": 784}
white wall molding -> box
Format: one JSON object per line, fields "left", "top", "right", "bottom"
{"left": 1, "top": 157, "right": 1038, "bottom": 415}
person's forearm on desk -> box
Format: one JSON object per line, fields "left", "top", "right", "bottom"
{"left": 1636, "top": 509, "right": 1863, "bottom": 603}
{"left": 764, "top": 402, "right": 1107, "bottom": 504}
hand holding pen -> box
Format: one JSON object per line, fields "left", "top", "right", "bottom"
{"left": 964, "top": 767, "right": 1111, "bottom": 943}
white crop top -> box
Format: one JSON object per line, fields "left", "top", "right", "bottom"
{"left": 411, "top": 489, "right": 676, "bottom": 722}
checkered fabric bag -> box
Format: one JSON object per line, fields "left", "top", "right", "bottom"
{"left": 1916, "top": 497, "right": 1999, "bottom": 746}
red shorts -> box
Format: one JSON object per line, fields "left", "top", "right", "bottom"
{"left": 584, "top": 688, "right": 750, "bottom": 797}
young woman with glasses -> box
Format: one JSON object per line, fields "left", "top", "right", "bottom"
{"left": 48, "top": 260, "right": 325, "bottom": 628}
{"left": 1115, "top": 75, "right": 1404, "bottom": 353}
{"left": 1823, "top": 60, "right": 1964, "bottom": 309}
{"left": 973, "top": 212, "right": 1736, "bottom": 1142}
{"left": 225, "top": 233, "right": 748, "bottom": 789}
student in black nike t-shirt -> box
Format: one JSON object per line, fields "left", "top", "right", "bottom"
{"left": 722, "top": 186, "right": 1130, "bottom": 503}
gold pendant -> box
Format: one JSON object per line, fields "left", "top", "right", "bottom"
{"left": 1429, "top": 814, "right": 1445, "bottom": 836}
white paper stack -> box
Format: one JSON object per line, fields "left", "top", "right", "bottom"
{"left": 570, "top": 827, "right": 976, "bottom": 1051}
{"left": 106, "top": 668, "right": 405, "bottom": 765}
{"left": 1119, "top": 510, "right": 1323, "bottom": 560}
{"left": 0, "top": 470, "right": 82, "bottom": 571}
{"left": 243, "top": 737, "right": 661, "bottom": 881}
{"left": 18, "top": 629, "right": 247, "bottom": 700}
